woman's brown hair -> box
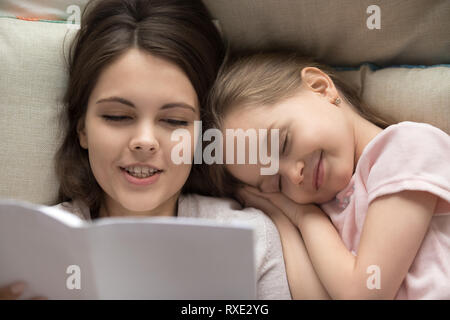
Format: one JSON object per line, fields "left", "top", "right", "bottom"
{"left": 205, "top": 50, "right": 396, "bottom": 198}
{"left": 54, "top": 0, "right": 225, "bottom": 218}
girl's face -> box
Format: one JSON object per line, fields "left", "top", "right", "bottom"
{"left": 78, "top": 49, "right": 199, "bottom": 217}
{"left": 223, "top": 69, "right": 364, "bottom": 205}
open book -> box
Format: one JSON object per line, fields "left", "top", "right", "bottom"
{"left": 0, "top": 199, "right": 256, "bottom": 299}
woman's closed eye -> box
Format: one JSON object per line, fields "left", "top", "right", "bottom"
{"left": 162, "top": 119, "right": 189, "bottom": 126}
{"left": 102, "top": 115, "right": 189, "bottom": 126}
{"left": 102, "top": 115, "right": 131, "bottom": 122}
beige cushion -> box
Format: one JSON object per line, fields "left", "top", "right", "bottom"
{"left": 2, "top": 1, "right": 449, "bottom": 66}
{"left": 336, "top": 65, "right": 450, "bottom": 132}
{"left": 204, "top": 0, "right": 450, "bottom": 66}
{"left": 0, "top": 17, "right": 449, "bottom": 205}
{"left": 0, "top": 18, "right": 76, "bottom": 205}
{"left": 0, "top": 0, "right": 88, "bottom": 20}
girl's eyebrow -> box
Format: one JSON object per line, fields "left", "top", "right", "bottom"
{"left": 96, "top": 96, "right": 197, "bottom": 113}
{"left": 263, "top": 121, "right": 279, "bottom": 149}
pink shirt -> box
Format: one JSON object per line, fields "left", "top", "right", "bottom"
{"left": 321, "top": 121, "right": 450, "bottom": 299}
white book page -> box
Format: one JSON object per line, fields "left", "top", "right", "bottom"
{"left": 0, "top": 200, "right": 257, "bottom": 299}
{"left": 88, "top": 217, "right": 256, "bottom": 299}
{"left": 0, "top": 199, "right": 96, "bottom": 299}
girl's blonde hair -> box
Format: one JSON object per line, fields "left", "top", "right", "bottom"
{"left": 205, "top": 51, "right": 395, "bottom": 198}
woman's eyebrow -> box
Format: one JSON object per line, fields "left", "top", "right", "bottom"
{"left": 161, "top": 102, "right": 197, "bottom": 114}
{"left": 96, "top": 96, "right": 135, "bottom": 108}
{"left": 96, "top": 96, "right": 197, "bottom": 113}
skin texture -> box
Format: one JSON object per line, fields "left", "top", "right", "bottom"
{"left": 227, "top": 67, "right": 438, "bottom": 299}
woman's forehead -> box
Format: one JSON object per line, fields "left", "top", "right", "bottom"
{"left": 90, "top": 49, "right": 199, "bottom": 109}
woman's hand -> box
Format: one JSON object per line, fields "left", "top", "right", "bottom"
{"left": 0, "top": 282, "right": 46, "bottom": 300}
{"left": 235, "top": 185, "right": 317, "bottom": 228}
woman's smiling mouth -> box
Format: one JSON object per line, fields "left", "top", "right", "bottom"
{"left": 120, "top": 167, "right": 162, "bottom": 186}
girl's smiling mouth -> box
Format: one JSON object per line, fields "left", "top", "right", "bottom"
{"left": 314, "top": 151, "right": 324, "bottom": 191}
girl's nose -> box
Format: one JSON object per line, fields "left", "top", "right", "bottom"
{"left": 283, "top": 160, "right": 304, "bottom": 186}
{"left": 129, "top": 123, "right": 159, "bottom": 153}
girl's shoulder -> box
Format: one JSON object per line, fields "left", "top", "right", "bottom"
{"left": 51, "top": 199, "right": 91, "bottom": 221}
{"left": 385, "top": 121, "right": 448, "bottom": 138}
{"left": 360, "top": 121, "right": 449, "bottom": 166}
{"left": 375, "top": 121, "right": 447, "bottom": 146}
{"left": 356, "top": 121, "right": 450, "bottom": 205}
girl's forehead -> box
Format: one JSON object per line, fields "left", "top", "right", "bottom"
{"left": 224, "top": 104, "right": 280, "bottom": 130}
{"left": 223, "top": 91, "right": 311, "bottom": 130}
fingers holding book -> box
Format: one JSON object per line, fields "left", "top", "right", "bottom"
{"left": 0, "top": 282, "right": 47, "bottom": 300}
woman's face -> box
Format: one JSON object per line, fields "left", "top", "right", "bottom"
{"left": 78, "top": 48, "right": 199, "bottom": 217}
{"left": 223, "top": 70, "right": 359, "bottom": 205}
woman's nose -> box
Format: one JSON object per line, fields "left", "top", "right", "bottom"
{"left": 129, "top": 123, "right": 159, "bottom": 153}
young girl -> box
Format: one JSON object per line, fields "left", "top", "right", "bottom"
{"left": 0, "top": 0, "right": 291, "bottom": 300}
{"left": 206, "top": 51, "right": 450, "bottom": 299}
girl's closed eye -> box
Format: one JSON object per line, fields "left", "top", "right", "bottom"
{"left": 269, "top": 130, "right": 288, "bottom": 193}
{"left": 280, "top": 129, "right": 288, "bottom": 155}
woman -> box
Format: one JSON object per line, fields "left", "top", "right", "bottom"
{"left": 0, "top": 0, "right": 290, "bottom": 300}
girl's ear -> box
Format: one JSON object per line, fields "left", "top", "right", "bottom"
{"left": 300, "top": 67, "right": 339, "bottom": 104}
{"left": 77, "top": 118, "right": 88, "bottom": 149}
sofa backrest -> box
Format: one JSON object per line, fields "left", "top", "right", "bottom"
{"left": 0, "top": 1, "right": 449, "bottom": 205}
{"left": 204, "top": 0, "right": 450, "bottom": 66}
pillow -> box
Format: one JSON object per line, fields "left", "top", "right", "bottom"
{"left": 0, "top": 18, "right": 76, "bottom": 205}
{"left": 203, "top": 0, "right": 450, "bottom": 66}
{"left": 336, "top": 64, "right": 450, "bottom": 132}
{"left": 0, "top": 0, "right": 88, "bottom": 20}
{"left": 0, "top": 17, "right": 448, "bottom": 206}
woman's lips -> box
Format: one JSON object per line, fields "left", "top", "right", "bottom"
{"left": 120, "top": 167, "right": 161, "bottom": 186}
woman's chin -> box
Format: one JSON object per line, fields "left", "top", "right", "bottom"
{"left": 114, "top": 196, "right": 161, "bottom": 214}
{"left": 128, "top": 202, "right": 161, "bottom": 213}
